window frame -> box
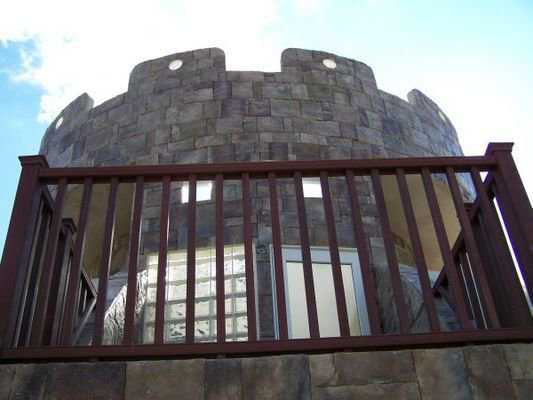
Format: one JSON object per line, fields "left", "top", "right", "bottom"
{"left": 270, "top": 245, "right": 370, "bottom": 339}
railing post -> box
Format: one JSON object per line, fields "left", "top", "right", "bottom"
{"left": 486, "top": 143, "right": 533, "bottom": 302}
{"left": 0, "top": 155, "right": 48, "bottom": 349}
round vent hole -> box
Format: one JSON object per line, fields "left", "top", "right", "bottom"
{"left": 323, "top": 59, "right": 337, "bottom": 69}
{"left": 168, "top": 59, "right": 183, "bottom": 71}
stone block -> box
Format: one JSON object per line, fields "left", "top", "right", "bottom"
{"left": 513, "top": 380, "right": 533, "bottom": 400}
{"left": 414, "top": 347, "right": 472, "bottom": 400}
{"left": 203, "top": 100, "right": 221, "bottom": 118}
{"left": 209, "top": 144, "right": 235, "bottom": 162}
{"left": 304, "top": 70, "right": 333, "bottom": 85}
{"left": 290, "top": 142, "right": 321, "bottom": 159}
{"left": 503, "top": 343, "right": 533, "bottom": 380}
{"left": 108, "top": 103, "right": 134, "bottom": 126}
{"left": 253, "top": 81, "right": 264, "bottom": 98}
{"left": 173, "top": 120, "right": 206, "bottom": 140}
{"left": 137, "top": 109, "right": 162, "bottom": 129}
{"left": 308, "top": 121, "right": 340, "bottom": 136}
{"left": 263, "top": 83, "right": 291, "bottom": 99}
{"left": 310, "top": 350, "right": 415, "bottom": 387}
{"left": 44, "top": 362, "right": 125, "bottom": 400}
{"left": 269, "top": 142, "right": 289, "bottom": 160}
{"left": 10, "top": 364, "right": 49, "bottom": 400}
{"left": 222, "top": 99, "right": 246, "bottom": 117}
{"left": 0, "top": 365, "right": 15, "bottom": 399}
{"left": 243, "top": 117, "right": 258, "bottom": 132}
{"left": 271, "top": 99, "right": 300, "bottom": 117}
{"left": 154, "top": 127, "right": 170, "bottom": 145}
{"left": 214, "top": 81, "right": 232, "bottom": 99}
{"left": 333, "top": 103, "right": 358, "bottom": 123}
{"left": 232, "top": 81, "right": 254, "bottom": 98}
{"left": 258, "top": 117, "right": 283, "bottom": 132}
{"left": 122, "top": 133, "right": 147, "bottom": 154}
{"left": 205, "top": 359, "right": 241, "bottom": 400}
{"left": 86, "top": 129, "right": 112, "bottom": 152}
{"left": 184, "top": 88, "right": 213, "bottom": 103}
{"left": 333, "top": 89, "right": 350, "bottom": 105}
{"left": 126, "top": 359, "right": 204, "bottom": 400}
{"left": 216, "top": 118, "right": 243, "bottom": 134}
{"left": 312, "top": 382, "right": 420, "bottom": 400}
{"left": 464, "top": 345, "right": 514, "bottom": 400}
{"left": 241, "top": 355, "right": 311, "bottom": 400}
{"left": 307, "top": 84, "right": 332, "bottom": 101}
{"left": 301, "top": 101, "right": 324, "bottom": 120}
{"left": 335, "top": 73, "right": 357, "bottom": 89}
{"left": 227, "top": 71, "right": 264, "bottom": 81}
{"left": 174, "top": 147, "right": 208, "bottom": 164}
{"left": 291, "top": 83, "right": 309, "bottom": 99}
{"left": 247, "top": 99, "right": 270, "bottom": 116}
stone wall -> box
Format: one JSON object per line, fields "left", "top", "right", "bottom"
{"left": 1, "top": 343, "right": 531, "bottom": 399}
{"left": 38, "top": 48, "right": 467, "bottom": 341}
{"left": 40, "top": 48, "right": 462, "bottom": 168}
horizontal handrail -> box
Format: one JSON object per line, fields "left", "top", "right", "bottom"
{"left": 2, "top": 328, "right": 532, "bottom": 363}
{"left": 38, "top": 155, "right": 498, "bottom": 183}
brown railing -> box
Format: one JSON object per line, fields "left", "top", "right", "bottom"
{"left": 0, "top": 142, "right": 532, "bottom": 362}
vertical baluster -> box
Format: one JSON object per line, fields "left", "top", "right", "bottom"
{"left": 30, "top": 178, "right": 68, "bottom": 346}
{"left": 457, "top": 250, "right": 484, "bottom": 327}
{"left": 396, "top": 169, "right": 440, "bottom": 331}
{"left": 185, "top": 175, "right": 197, "bottom": 344}
{"left": 242, "top": 173, "right": 257, "bottom": 341}
{"left": 215, "top": 174, "right": 225, "bottom": 343}
{"left": 61, "top": 177, "right": 92, "bottom": 345}
{"left": 471, "top": 167, "right": 532, "bottom": 327}
{"left": 93, "top": 178, "right": 119, "bottom": 346}
{"left": 370, "top": 169, "right": 410, "bottom": 334}
{"left": 345, "top": 170, "right": 381, "bottom": 335}
{"left": 268, "top": 173, "right": 288, "bottom": 340}
{"left": 445, "top": 167, "right": 500, "bottom": 328}
{"left": 122, "top": 177, "right": 144, "bottom": 345}
{"left": 1, "top": 156, "right": 48, "bottom": 349}
{"left": 294, "top": 172, "right": 320, "bottom": 338}
{"left": 421, "top": 168, "right": 473, "bottom": 330}
{"left": 486, "top": 143, "right": 533, "bottom": 303}
{"left": 321, "top": 172, "right": 350, "bottom": 337}
{"left": 154, "top": 176, "right": 171, "bottom": 345}
{"left": 48, "top": 219, "right": 76, "bottom": 345}
{"left": 18, "top": 199, "right": 51, "bottom": 347}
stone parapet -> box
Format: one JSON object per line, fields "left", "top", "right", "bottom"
{"left": 40, "top": 48, "right": 462, "bottom": 169}
{"left": 1, "top": 343, "right": 531, "bottom": 399}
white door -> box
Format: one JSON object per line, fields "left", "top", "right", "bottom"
{"left": 273, "top": 246, "right": 370, "bottom": 339}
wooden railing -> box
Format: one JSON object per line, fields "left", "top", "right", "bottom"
{"left": 0, "top": 142, "right": 531, "bottom": 362}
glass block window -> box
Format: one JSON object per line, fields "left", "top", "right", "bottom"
{"left": 143, "top": 244, "right": 249, "bottom": 343}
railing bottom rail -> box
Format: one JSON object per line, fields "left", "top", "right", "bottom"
{"left": 1, "top": 328, "right": 532, "bottom": 363}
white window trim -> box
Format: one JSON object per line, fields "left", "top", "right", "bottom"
{"left": 270, "top": 245, "right": 370, "bottom": 339}
{"left": 181, "top": 181, "right": 213, "bottom": 203}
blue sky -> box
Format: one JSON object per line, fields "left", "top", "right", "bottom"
{"left": 0, "top": 0, "right": 532, "bottom": 248}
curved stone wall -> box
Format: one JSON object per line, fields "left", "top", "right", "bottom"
{"left": 39, "top": 48, "right": 465, "bottom": 341}
{"left": 40, "top": 47, "right": 461, "bottom": 168}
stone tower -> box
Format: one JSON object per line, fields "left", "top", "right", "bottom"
{"left": 39, "top": 48, "right": 464, "bottom": 342}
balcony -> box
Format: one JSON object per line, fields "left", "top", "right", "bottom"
{"left": 0, "top": 142, "right": 531, "bottom": 362}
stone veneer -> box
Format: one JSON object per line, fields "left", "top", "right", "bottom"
{"left": 39, "top": 48, "right": 466, "bottom": 341}
{"left": 1, "top": 343, "right": 532, "bottom": 399}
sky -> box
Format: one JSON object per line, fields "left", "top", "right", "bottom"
{"left": 0, "top": 0, "right": 532, "bottom": 248}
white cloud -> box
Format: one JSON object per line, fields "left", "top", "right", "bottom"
{"left": 0, "top": 0, "right": 285, "bottom": 122}
{"left": 294, "top": 0, "right": 322, "bottom": 15}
